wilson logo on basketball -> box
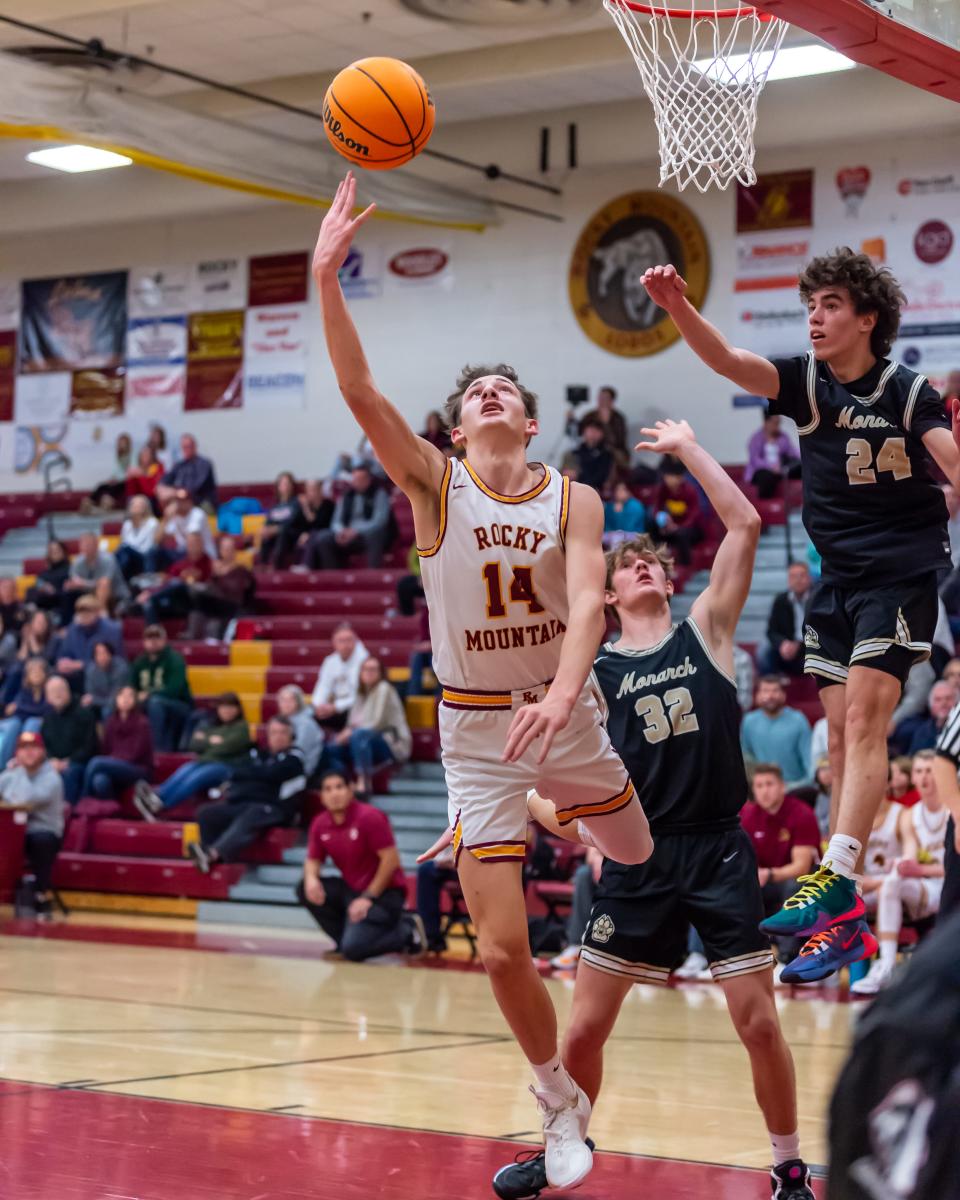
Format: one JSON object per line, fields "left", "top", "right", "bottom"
{"left": 388, "top": 249, "right": 448, "bottom": 279}
{"left": 323, "top": 103, "right": 370, "bottom": 158}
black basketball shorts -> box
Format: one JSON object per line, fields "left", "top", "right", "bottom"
{"left": 580, "top": 827, "right": 773, "bottom": 984}
{"left": 802, "top": 573, "right": 939, "bottom": 689}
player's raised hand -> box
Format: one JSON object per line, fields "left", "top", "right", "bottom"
{"left": 635, "top": 419, "right": 696, "bottom": 457}
{"left": 312, "top": 172, "right": 377, "bottom": 279}
{"left": 503, "top": 694, "right": 572, "bottom": 766}
{"left": 641, "top": 264, "right": 688, "bottom": 311}
{"left": 950, "top": 397, "right": 960, "bottom": 458}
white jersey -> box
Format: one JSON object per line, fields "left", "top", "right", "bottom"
{"left": 910, "top": 801, "right": 948, "bottom": 866}
{"left": 864, "top": 802, "right": 901, "bottom": 877}
{"left": 418, "top": 457, "right": 571, "bottom": 691}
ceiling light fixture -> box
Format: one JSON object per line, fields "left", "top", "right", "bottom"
{"left": 695, "top": 43, "right": 856, "bottom": 84}
{"left": 25, "top": 144, "right": 133, "bottom": 173}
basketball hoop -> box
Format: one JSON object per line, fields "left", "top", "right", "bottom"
{"left": 603, "top": 0, "right": 788, "bottom": 192}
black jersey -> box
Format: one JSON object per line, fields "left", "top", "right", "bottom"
{"left": 767, "top": 353, "right": 951, "bottom": 589}
{"left": 592, "top": 618, "right": 748, "bottom": 846}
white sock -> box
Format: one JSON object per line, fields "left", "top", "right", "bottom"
{"left": 824, "top": 835, "right": 861, "bottom": 879}
{"left": 878, "top": 938, "right": 897, "bottom": 969}
{"left": 770, "top": 1129, "right": 801, "bottom": 1167}
{"left": 531, "top": 1054, "right": 577, "bottom": 1101}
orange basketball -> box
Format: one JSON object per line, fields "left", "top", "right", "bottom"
{"left": 323, "top": 57, "right": 436, "bottom": 171}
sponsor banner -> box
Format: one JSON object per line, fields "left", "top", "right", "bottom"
{"left": 734, "top": 232, "right": 810, "bottom": 292}
{"left": 887, "top": 218, "right": 960, "bottom": 329}
{"left": 186, "top": 310, "right": 244, "bottom": 411}
{"left": 243, "top": 304, "right": 307, "bottom": 408}
{"left": 834, "top": 166, "right": 872, "bottom": 218}
{"left": 70, "top": 368, "right": 125, "bottom": 417}
{"left": 736, "top": 170, "right": 814, "bottom": 234}
{"left": 14, "top": 371, "right": 71, "bottom": 424}
{"left": 735, "top": 287, "right": 807, "bottom": 358}
{"left": 0, "top": 278, "right": 18, "bottom": 330}
{"left": 248, "top": 253, "right": 309, "bottom": 307}
{"left": 894, "top": 170, "right": 960, "bottom": 214}
{"left": 893, "top": 334, "right": 960, "bottom": 396}
{"left": 385, "top": 246, "right": 452, "bottom": 290}
{"left": 192, "top": 258, "right": 246, "bottom": 312}
{"left": 187, "top": 310, "right": 244, "bottom": 362}
{"left": 125, "top": 364, "right": 187, "bottom": 412}
{"left": 0, "top": 330, "right": 15, "bottom": 422}
{"left": 127, "top": 316, "right": 188, "bottom": 368}
{"left": 128, "top": 265, "right": 192, "bottom": 318}
{"left": 339, "top": 247, "right": 382, "bottom": 300}
{"left": 20, "top": 271, "right": 127, "bottom": 374}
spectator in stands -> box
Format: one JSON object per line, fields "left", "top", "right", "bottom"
{"left": 24, "top": 540, "right": 70, "bottom": 614}
{"left": 0, "top": 657, "right": 49, "bottom": 767}
{"left": 134, "top": 691, "right": 252, "bottom": 819}
{"left": 891, "top": 680, "right": 959, "bottom": 756}
{"left": 396, "top": 542, "right": 424, "bottom": 618}
{"left": 549, "top": 846, "right": 604, "bottom": 971}
{"left": 297, "top": 768, "right": 423, "bottom": 961}
{"left": 740, "top": 675, "right": 812, "bottom": 790}
{"left": 157, "top": 434, "right": 217, "bottom": 512}
{"left": 276, "top": 685, "right": 323, "bottom": 779}
{"left": 87, "top": 432, "right": 133, "bottom": 511}
{"left": 312, "top": 624, "right": 368, "bottom": 732}
{"left": 602, "top": 481, "right": 647, "bottom": 547}
{"left": 580, "top": 386, "right": 630, "bottom": 472}
{"left": 813, "top": 756, "right": 832, "bottom": 839}
{"left": 81, "top": 685, "right": 154, "bottom": 801}
{"left": 323, "top": 656, "right": 412, "bottom": 798}
{"left": 63, "top": 532, "right": 130, "bottom": 619}
{"left": 40, "top": 674, "right": 97, "bottom": 806}
{"left": 54, "top": 596, "right": 122, "bottom": 691}
{"left": 0, "top": 577, "right": 26, "bottom": 634}
{"left": 405, "top": 606, "right": 436, "bottom": 698}
{"left": 0, "top": 730, "right": 66, "bottom": 918}
{"left": 652, "top": 461, "right": 704, "bottom": 566}
{"left": 148, "top": 489, "right": 216, "bottom": 574}
{"left": 745, "top": 413, "right": 801, "bottom": 500}
{"left": 116, "top": 495, "right": 160, "bottom": 581}
{"left": 81, "top": 641, "right": 128, "bottom": 719}
{"left": 733, "top": 644, "right": 756, "bottom": 713}
{"left": 125, "top": 444, "right": 163, "bottom": 509}
{"left": 187, "top": 715, "right": 306, "bottom": 872}
{"left": 420, "top": 410, "right": 452, "bottom": 452}
{"left": 414, "top": 834, "right": 458, "bottom": 954}
{"left": 131, "top": 625, "right": 192, "bottom": 752}
{"left": 17, "top": 612, "right": 57, "bottom": 670}
{"left": 139, "top": 532, "right": 213, "bottom": 625}
{"left": 0, "top": 613, "right": 17, "bottom": 687}
{"left": 759, "top": 562, "right": 812, "bottom": 677}
{"left": 740, "top": 763, "right": 821, "bottom": 963}
{"left": 569, "top": 416, "right": 614, "bottom": 494}
{"left": 852, "top": 751, "right": 947, "bottom": 995}
{"left": 146, "top": 423, "right": 169, "bottom": 469}
{"left": 184, "top": 534, "right": 254, "bottom": 639}
{"left": 257, "top": 471, "right": 299, "bottom": 565}
{"left": 268, "top": 478, "right": 333, "bottom": 568}
{"left": 889, "top": 755, "right": 920, "bottom": 808}
{"left": 943, "top": 657, "right": 960, "bottom": 688}
{"left": 305, "top": 463, "right": 394, "bottom": 570}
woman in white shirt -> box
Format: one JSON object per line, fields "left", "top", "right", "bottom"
{"left": 116, "top": 495, "right": 159, "bottom": 581}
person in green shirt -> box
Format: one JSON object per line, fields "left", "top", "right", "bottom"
{"left": 134, "top": 691, "right": 252, "bottom": 820}
{"left": 130, "top": 624, "right": 192, "bottom": 751}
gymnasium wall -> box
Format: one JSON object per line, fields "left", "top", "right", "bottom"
{"left": 0, "top": 105, "right": 959, "bottom": 493}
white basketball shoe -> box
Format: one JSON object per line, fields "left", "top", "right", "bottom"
{"left": 531, "top": 1082, "right": 593, "bottom": 1189}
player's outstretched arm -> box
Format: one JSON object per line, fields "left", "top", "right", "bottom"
{"left": 639, "top": 421, "right": 761, "bottom": 657}
{"left": 312, "top": 172, "right": 446, "bottom": 500}
{"left": 502, "top": 484, "right": 607, "bottom": 765}
{"left": 642, "top": 265, "right": 780, "bottom": 399}
{"left": 921, "top": 397, "right": 960, "bottom": 491}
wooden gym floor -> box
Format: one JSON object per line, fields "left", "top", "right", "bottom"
{"left": 0, "top": 915, "right": 853, "bottom": 1198}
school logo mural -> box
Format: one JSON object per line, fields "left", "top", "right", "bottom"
{"left": 568, "top": 191, "right": 710, "bottom": 358}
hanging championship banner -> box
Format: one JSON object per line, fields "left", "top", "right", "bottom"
{"left": 0, "top": 330, "right": 15, "bottom": 421}
{"left": 20, "top": 271, "right": 127, "bottom": 374}
{"left": 243, "top": 304, "right": 307, "bottom": 408}
{"left": 185, "top": 310, "right": 244, "bottom": 410}
{"left": 248, "top": 253, "right": 309, "bottom": 307}
{"left": 736, "top": 170, "right": 814, "bottom": 234}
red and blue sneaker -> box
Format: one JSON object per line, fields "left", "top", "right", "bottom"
{"left": 780, "top": 920, "right": 878, "bottom": 984}
{"left": 759, "top": 864, "right": 865, "bottom": 939}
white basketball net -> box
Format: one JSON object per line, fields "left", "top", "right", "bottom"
{"left": 603, "top": 0, "right": 788, "bottom": 192}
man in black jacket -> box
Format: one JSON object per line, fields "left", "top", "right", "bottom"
{"left": 304, "top": 464, "right": 395, "bottom": 569}
{"left": 188, "top": 716, "right": 306, "bottom": 871}
{"left": 270, "top": 479, "right": 334, "bottom": 568}
{"left": 759, "top": 562, "right": 812, "bottom": 677}
{"left": 40, "top": 674, "right": 98, "bottom": 805}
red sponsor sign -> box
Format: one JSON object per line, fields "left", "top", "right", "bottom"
{"left": 0, "top": 330, "right": 15, "bottom": 421}
{"left": 248, "top": 252, "right": 308, "bottom": 307}
{"left": 836, "top": 166, "right": 871, "bottom": 199}
{"left": 736, "top": 169, "right": 813, "bottom": 233}
{"left": 914, "top": 220, "right": 954, "bottom": 265}
{"left": 388, "top": 248, "right": 448, "bottom": 279}
{"left": 185, "top": 360, "right": 242, "bottom": 410}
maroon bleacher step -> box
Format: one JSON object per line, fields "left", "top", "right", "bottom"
{"left": 88, "top": 820, "right": 298, "bottom": 864}
{"left": 52, "top": 852, "right": 244, "bottom": 899}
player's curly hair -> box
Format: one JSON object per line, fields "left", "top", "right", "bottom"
{"left": 798, "top": 248, "right": 905, "bottom": 358}
{"left": 443, "top": 363, "right": 539, "bottom": 432}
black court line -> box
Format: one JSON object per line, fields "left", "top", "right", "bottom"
{"left": 0, "top": 985, "right": 504, "bottom": 1042}
{"left": 267, "top": 1104, "right": 305, "bottom": 1112}
{"left": 607, "top": 1033, "right": 851, "bottom": 1051}
{"left": 68, "top": 1034, "right": 512, "bottom": 1089}
{"left": 57, "top": 1078, "right": 96, "bottom": 1086}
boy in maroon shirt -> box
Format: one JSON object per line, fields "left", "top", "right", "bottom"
{"left": 298, "top": 769, "right": 424, "bottom": 961}
{"left": 741, "top": 765, "right": 822, "bottom": 963}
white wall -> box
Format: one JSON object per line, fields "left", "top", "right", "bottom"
{"left": 1, "top": 111, "right": 958, "bottom": 492}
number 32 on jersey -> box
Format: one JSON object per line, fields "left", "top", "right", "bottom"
{"left": 634, "top": 687, "right": 699, "bottom": 744}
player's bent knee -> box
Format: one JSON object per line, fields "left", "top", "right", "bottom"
{"left": 732, "top": 1003, "right": 781, "bottom": 1053}
{"left": 478, "top": 936, "right": 529, "bottom": 979}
